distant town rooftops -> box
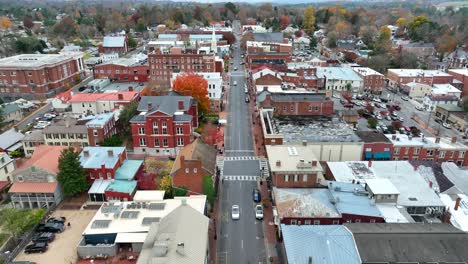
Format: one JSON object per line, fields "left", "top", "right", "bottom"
{"left": 385, "top": 134, "right": 467, "bottom": 149}
{"left": 0, "top": 53, "right": 83, "bottom": 69}
{"left": 388, "top": 69, "right": 452, "bottom": 77}
{"left": 316, "top": 67, "right": 362, "bottom": 81}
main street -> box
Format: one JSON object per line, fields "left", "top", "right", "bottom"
{"left": 216, "top": 20, "right": 267, "bottom": 264}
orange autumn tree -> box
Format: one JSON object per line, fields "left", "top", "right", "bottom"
{"left": 172, "top": 72, "right": 210, "bottom": 116}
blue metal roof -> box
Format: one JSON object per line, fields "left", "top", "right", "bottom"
{"left": 281, "top": 224, "right": 361, "bottom": 264}
{"left": 86, "top": 113, "right": 114, "bottom": 127}
{"left": 115, "top": 160, "right": 143, "bottom": 180}
{"left": 79, "top": 147, "right": 126, "bottom": 169}
{"left": 106, "top": 180, "right": 137, "bottom": 195}
{"left": 103, "top": 36, "right": 126, "bottom": 48}
{"left": 328, "top": 181, "right": 382, "bottom": 218}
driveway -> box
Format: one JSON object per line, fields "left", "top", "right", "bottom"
{"left": 14, "top": 209, "right": 97, "bottom": 264}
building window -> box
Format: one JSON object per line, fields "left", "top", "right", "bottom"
{"left": 290, "top": 105, "right": 294, "bottom": 112}
{"left": 439, "top": 151, "right": 446, "bottom": 158}
{"left": 153, "top": 122, "right": 159, "bottom": 134}
{"left": 394, "top": 147, "right": 399, "bottom": 155}
{"left": 185, "top": 168, "right": 189, "bottom": 173}
{"left": 460, "top": 151, "right": 465, "bottom": 158}
{"left": 355, "top": 219, "right": 361, "bottom": 223}
{"left": 283, "top": 106, "right": 287, "bottom": 111}
{"left": 177, "top": 138, "right": 184, "bottom": 146}
{"left": 346, "top": 219, "right": 352, "bottom": 223}
{"left": 404, "top": 147, "right": 409, "bottom": 155}
{"left": 427, "top": 149, "right": 434, "bottom": 156}
{"left": 162, "top": 122, "right": 167, "bottom": 134}
{"left": 305, "top": 220, "right": 311, "bottom": 225}
{"left": 154, "top": 139, "right": 159, "bottom": 147}
{"left": 163, "top": 139, "right": 168, "bottom": 147}
{"left": 139, "top": 138, "right": 146, "bottom": 146}
{"left": 194, "top": 168, "right": 198, "bottom": 173}
{"left": 308, "top": 106, "right": 313, "bottom": 112}
{"left": 99, "top": 172, "right": 103, "bottom": 179}
{"left": 302, "top": 174, "right": 308, "bottom": 182}
{"left": 138, "top": 127, "right": 145, "bottom": 135}
{"left": 284, "top": 175, "right": 289, "bottom": 182}
{"left": 384, "top": 147, "right": 390, "bottom": 152}
{"left": 313, "top": 220, "right": 320, "bottom": 225}
{"left": 106, "top": 172, "right": 111, "bottom": 179}
{"left": 176, "top": 127, "right": 183, "bottom": 135}
{"left": 290, "top": 220, "right": 297, "bottom": 225}
{"left": 365, "top": 148, "right": 372, "bottom": 152}
{"left": 17, "top": 175, "right": 24, "bottom": 182}
{"left": 414, "top": 147, "right": 420, "bottom": 154}
{"left": 294, "top": 175, "right": 298, "bottom": 182}
{"left": 332, "top": 220, "right": 339, "bottom": 225}
{"left": 93, "top": 129, "right": 98, "bottom": 136}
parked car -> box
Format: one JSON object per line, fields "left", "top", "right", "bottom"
{"left": 386, "top": 115, "right": 392, "bottom": 121}
{"left": 399, "top": 117, "right": 404, "bottom": 122}
{"left": 32, "top": 232, "right": 55, "bottom": 243}
{"left": 401, "top": 96, "right": 409, "bottom": 101}
{"left": 391, "top": 111, "right": 398, "bottom": 117}
{"left": 255, "top": 205, "right": 264, "bottom": 220}
{"left": 47, "top": 217, "right": 66, "bottom": 224}
{"left": 442, "top": 123, "right": 452, "bottom": 129}
{"left": 231, "top": 205, "right": 240, "bottom": 220}
{"left": 37, "top": 223, "right": 64, "bottom": 233}
{"left": 78, "top": 86, "right": 87, "bottom": 92}
{"left": 24, "top": 242, "right": 48, "bottom": 254}
{"left": 253, "top": 189, "right": 261, "bottom": 203}
{"left": 376, "top": 115, "right": 383, "bottom": 120}
{"left": 245, "top": 96, "right": 250, "bottom": 103}
{"left": 415, "top": 105, "right": 424, "bottom": 111}
{"left": 332, "top": 94, "right": 340, "bottom": 99}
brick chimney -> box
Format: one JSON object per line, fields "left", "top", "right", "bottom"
{"left": 435, "top": 137, "right": 441, "bottom": 143}
{"left": 276, "top": 160, "right": 281, "bottom": 167}
{"left": 392, "top": 135, "right": 397, "bottom": 140}
{"left": 368, "top": 160, "right": 372, "bottom": 167}
{"left": 118, "top": 93, "right": 123, "bottom": 100}
{"left": 451, "top": 136, "right": 457, "bottom": 144}
{"left": 455, "top": 197, "right": 461, "bottom": 211}
{"left": 107, "top": 150, "right": 113, "bottom": 157}
{"left": 83, "top": 150, "right": 90, "bottom": 157}
{"left": 311, "top": 160, "right": 317, "bottom": 166}
{"left": 148, "top": 102, "right": 153, "bottom": 111}
{"left": 178, "top": 100, "right": 184, "bottom": 110}
{"left": 128, "top": 86, "right": 133, "bottom": 92}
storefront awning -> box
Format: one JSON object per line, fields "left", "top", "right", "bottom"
{"left": 373, "top": 152, "right": 391, "bottom": 159}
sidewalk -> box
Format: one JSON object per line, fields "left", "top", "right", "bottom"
{"left": 259, "top": 179, "right": 281, "bottom": 263}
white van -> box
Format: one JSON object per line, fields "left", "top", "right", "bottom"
{"left": 233, "top": 81, "right": 238, "bottom": 86}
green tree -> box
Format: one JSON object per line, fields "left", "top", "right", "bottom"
{"left": 367, "top": 118, "right": 378, "bottom": 129}
{"left": 127, "top": 35, "right": 137, "bottom": 49}
{"left": 309, "top": 36, "right": 318, "bottom": 49}
{"left": 15, "top": 37, "right": 47, "bottom": 53}
{"left": 159, "top": 175, "right": 173, "bottom": 198}
{"left": 0, "top": 209, "right": 45, "bottom": 237}
{"left": 119, "top": 101, "right": 138, "bottom": 140}
{"left": 303, "top": 6, "right": 316, "bottom": 35}
{"left": 174, "top": 186, "right": 188, "bottom": 196}
{"left": 345, "top": 83, "right": 352, "bottom": 91}
{"left": 57, "top": 147, "right": 89, "bottom": 197}
{"left": 202, "top": 175, "right": 215, "bottom": 209}
{"left": 136, "top": 18, "right": 146, "bottom": 32}
{"left": 99, "top": 135, "right": 123, "bottom": 146}
{"left": 463, "top": 97, "right": 468, "bottom": 113}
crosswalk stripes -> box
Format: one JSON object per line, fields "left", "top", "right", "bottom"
{"left": 223, "top": 156, "right": 258, "bottom": 161}
{"left": 222, "top": 175, "right": 260, "bottom": 181}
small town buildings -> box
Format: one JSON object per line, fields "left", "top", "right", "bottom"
{"left": 448, "top": 69, "right": 468, "bottom": 97}
{"left": 256, "top": 91, "right": 334, "bottom": 116}
{"left": 86, "top": 112, "right": 119, "bottom": 146}
{"left": 170, "top": 139, "right": 217, "bottom": 195}
{"left": 171, "top": 72, "right": 223, "bottom": 112}
{"left": 130, "top": 95, "right": 198, "bottom": 156}
{"left": 0, "top": 128, "right": 25, "bottom": 153}
{"left": 385, "top": 134, "right": 468, "bottom": 166}
{"left": 423, "top": 94, "right": 460, "bottom": 111}
{"left": 0, "top": 103, "right": 23, "bottom": 123}
{"left": 281, "top": 225, "right": 361, "bottom": 264}
{"left": 137, "top": 202, "right": 209, "bottom": 264}
{"left": 0, "top": 53, "right": 85, "bottom": 102}
{"left": 79, "top": 146, "right": 126, "bottom": 182}
{"left": 447, "top": 48, "right": 468, "bottom": 69}
{"left": 316, "top": 67, "right": 363, "bottom": 92}
{"left": 0, "top": 152, "right": 15, "bottom": 182}
{"left": 355, "top": 131, "right": 393, "bottom": 161}
{"left": 77, "top": 191, "right": 206, "bottom": 258}
{"left": 352, "top": 67, "right": 385, "bottom": 94}
{"left": 21, "top": 130, "right": 45, "bottom": 157}
{"left": 69, "top": 91, "right": 140, "bottom": 115}
{"left": 9, "top": 145, "right": 66, "bottom": 209}
{"left": 266, "top": 145, "right": 324, "bottom": 188}
{"left": 100, "top": 35, "right": 128, "bottom": 55}
{"left": 93, "top": 57, "right": 149, "bottom": 82}
{"left": 435, "top": 104, "right": 467, "bottom": 133}
{"left": 401, "top": 82, "right": 432, "bottom": 98}
{"left": 387, "top": 69, "right": 454, "bottom": 89}
{"left": 400, "top": 42, "right": 435, "bottom": 58}
{"left": 43, "top": 116, "right": 89, "bottom": 147}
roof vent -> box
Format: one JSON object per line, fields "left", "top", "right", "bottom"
{"left": 176, "top": 242, "right": 185, "bottom": 255}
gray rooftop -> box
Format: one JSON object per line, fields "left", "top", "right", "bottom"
{"left": 103, "top": 36, "right": 126, "bottom": 48}
{"left": 257, "top": 91, "right": 328, "bottom": 103}
{"left": 253, "top": 32, "right": 284, "bottom": 43}
{"left": 0, "top": 128, "right": 25, "bottom": 150}
{"left": 132, "top": 96, "right": 194, "bottom": 122}
{"left": 0, "top": 53, "right": 79, "bottom": 69}
{"left": 281, "top": 224, "right": 361, "bottom": 264}
{"left": 0, "top": 103, "right": 21, "bottom": 115}
{"left": 43, "top": 118, "right": 87, "bottom": 134}
{"left": 79, "top": 147, "right": 126, "bottom": 169}
{"left": 22, "top": 129, "right": 45, "bottom": 142}
{"left": 271, "top": 117, "right": 361, "bottom": 143}
{"left": 346, "top": 223, "right": 468, "bottom": 263}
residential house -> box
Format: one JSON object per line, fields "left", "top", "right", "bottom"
{"left": 447, "top": 48, "right": 468, "bottom": 69}
{"left": 401, "top": 82, "right": 432, "bottom": 98}
{"left": 316, "top": 67, "right": 363, "bottom": 93}
{"left": 77, "top": 191, "right": 206, "bottom": 258}
{"left": 130, "top": 95, "right": 198, "bottom": 156}
{"left": 69, "top": 91, "right": 140, "bottom": 115}
{"left": 137, "top": 202, "right": 209, "bottom": 264}
{"left": 51, "top": 90, "right": 72, "bottom": 112}
{"left": 448, "top": 69, "right": 468, "bottom": 97}
{"left": 0, "top": 152, "right": 15, "bottom": 182}
{"left": 79, "top": 146, "right": 126, "bottom": 182}
{"left": 43, "top": 116, "right": 89, "bottom": 147}
{"left": 9, "top": 145, "right": 66, "bottom": 209}
{"left": 266, "top": 145, "right": 324, "bottom": 188}
{"left": 0, "top": 103, "right": 23, "bottom": 123}
{"left": 355, "top": 131, "right": 393, "bottom": 161}
{"left": 21, "top": 130, "right": 45, "bottom": 157}
{"left": 0, "top": 128, "right": 25, "bottom": 153}
{"left": 423, "top": 83, "right": 462, "bottom": 111}
{"left": 86, "top": 112, "right": 119, "bottom": 146}
{"left": 170, "top": 139, "right": 217, "bottom": 195}
{"left": 400, "top": 42, "right": 436, "bottom": 58}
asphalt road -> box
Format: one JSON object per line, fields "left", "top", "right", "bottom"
{"left": 217, "top": 20, "right": 267, "bottom": 264}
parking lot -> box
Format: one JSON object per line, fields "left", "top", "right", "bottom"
{"left": 14, "top": 209, "right": 97, "bottom": 264}
{"left": 331, "top": 88, "right": 464, "bottom": 140}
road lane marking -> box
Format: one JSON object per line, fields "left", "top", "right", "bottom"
{"left": 241, "top": 239, "right": 244, "bottom": 249}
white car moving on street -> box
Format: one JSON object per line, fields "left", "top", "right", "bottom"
{"left": 255, "top": 205, "right": 263, "bottom": 220}
{"left": 232, "top": 205, "right": 240, "bottom": 220}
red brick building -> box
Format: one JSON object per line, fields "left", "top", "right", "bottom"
{"left": 448, "top": 69, "right": 468, "bottom": 97}
{"left": 353, "top": 67, "right": 385, "bottom": 94}
{"left": 386, "top": 134, "right": 468, "bottom": 167}
{"left": 257, "top": 92, "right": 334, "bottom": 116}
{"left": 356, "top": 131, "right": 393, "bottom": 161}
{"left": 148, "top": 47, "right": 217, "bottom": 86}
{"left": 94, "top": 59, "right": 149, "bottom": 82}
{"left": 130, "top": 95, "right": 198, "bottom": 156}
{"left": 246, "top": 53, "right": 292, "bottom": 72}
{"left": 387, "top": 69, "right": 454, "bottom": 89}
{"left": 0, "top": 53, "right": 85, "bottom": 102}
{"left": 86, "top": 112, "right": 119, "bottom": 146}
{"left": 170, "top": 139, "right": 217, "bottom": 195}
{"left": 100, "top": 35, "right": 129, "bottom": 55}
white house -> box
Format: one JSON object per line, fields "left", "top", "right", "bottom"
{"left": 0, "top": 152, "right": 15, "bottom": 182}
{"left": 316, "top": 67, "right": 363, "bottom": 92}
{"left": 423, "top": 84, "right": 462, "bottom": 111}
{"left": 69, "top": 91, "right": 139, "bottom": 115}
